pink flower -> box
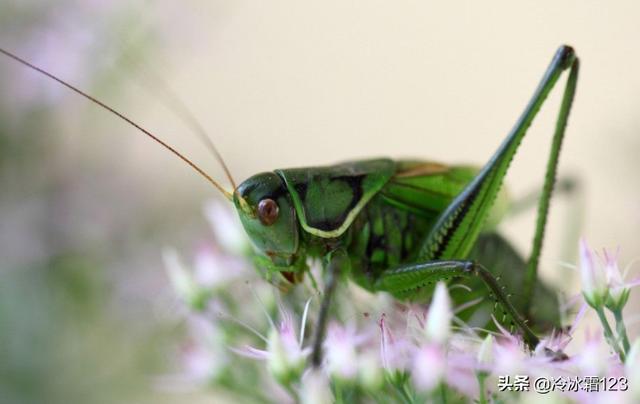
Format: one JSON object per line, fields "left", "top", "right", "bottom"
{"left": 493, "top": 337, "right": 529, "bottom": 376}
{"left": 193, "top": 245, "right": 246, "bottom": 288}
{"left": 580, "top": 239, "right": 608, "bottom": 308}
{"left": 324, "top": 323, "right": 361, "bottom": 381}
{"left": 579, "top": 240, "right": 639, "bottom": 311}
{"left": 574, "top": 329, "right": 612, "bottom": 376}
{"left": 379, "top": 313, "right": 411, "bottom": 372}
{"left": 411, "top": 343, "right": 446, "bottom": 392}
{"left": 181, "top": 315, "right": 229, "bottom": 382}
{"left": 267, "top": 311, "right": 308, "bottom": 384}
{"left": 603, "top": 248, "right": 631, "bottom": 310}
{"left": 164, "top": 244, "right": 248, "bottom": 310}
{"left": 233, "top": 306, "right": 310, "bottom": 386}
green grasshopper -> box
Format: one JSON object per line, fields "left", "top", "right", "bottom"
{"left": 0, "top": 45, "right": 579, "bottom": 367}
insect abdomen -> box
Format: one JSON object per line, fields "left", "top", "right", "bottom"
{"left": 346, "top": 195, "right": 432, "bottom": 290}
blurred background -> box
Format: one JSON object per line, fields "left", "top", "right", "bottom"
{"left": 1, "top": 1, "right": 639, "bottom": 403}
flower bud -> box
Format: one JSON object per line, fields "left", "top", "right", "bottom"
{"left": 164, "top": 249, "right": 208, "bottom": 310}
{"left": 477, "top": 334, "right": 494, "bottom": 375}
{"left": 425, "top": 282, "right": 452, "bottom": 343}
{"left": 300, "top": 369, "right": 333, "bottom": 404}
{"left": 604, "top": 249, "right": 630, "bottom": 311}
{"left": 267, "top": 320, "right": 305, "bottom": 385}
{"left": 357, "top": 352, "right": 384, "bottom": 392}
{"left": 579, "top": 239, "right": 608, "bottom": 308}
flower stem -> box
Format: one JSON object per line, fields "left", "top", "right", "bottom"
{"left": 402, "top": 383, "right": 416, "bottom": 404}
{"left": 334, "top": 381, "right": 344, "bottom": 404}
{"left": 476, "top": 373, "right": 488, "bottom": 404}
{"left": 438, "top": 383, "right": 448, "bottom": 404}
{"left": 595, "top": 306, "right": 625, "bottom": 361}
{"left": 613, "top": 308, "right": 631, "bottom": 354}
{"left": 392, "top": 383, "right": 413, "bottom": 404}
{"left": 283, "top": 383, "right": 299, "bottom": 403}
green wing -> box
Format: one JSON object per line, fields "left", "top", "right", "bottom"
{"left": 276, "top": 158, "right": 509, "bottom": 239}
{"left": 380, "top": 160, "right": 510, "bottom": 231}
{"left": 276, "top": 159, "right": 395, "bottom": 238}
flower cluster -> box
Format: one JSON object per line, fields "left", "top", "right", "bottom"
{"left": 579, "top": 239, "right": 639, "bottom": 363}
{"left": 162, "top": 201, "right": 639, "bottom": 403}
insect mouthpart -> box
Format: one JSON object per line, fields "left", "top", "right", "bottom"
{"left": 265, "top": 250, "right": 294, "bottom": 267}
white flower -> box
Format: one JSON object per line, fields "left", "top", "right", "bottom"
{"left": 182, "top": 316, "right": 229, "bottom": 382}
{"left": 575, "top": 330, "right": 609, "bottom": 376}
{"left": 625, "top": 339, "right": 640, "bottom": 397}
{"left": 493, "top": 338, "right": 528, "bottom": 376}
{"left": 356, "top": 350, "right": 385, "bottom": 391}
{"left": 579, "top": 239, "right": 608, "bottom": 308}
{"left": 267, "top": 312, "right": 307, "bottom": 385}
{"left": 325, "top": 323, "right": 359, "bottom": 381}
{"left": 425, "top": 282, "right": 452, "bottom": 343}
{"left": 579, "top": 240, "right": 635, "bottom": 311}
{"left": 300, "top": 369, "right": 333, "bottom": 404}
{"left": 164, "top": 246, "right": 245, "bottom": 310}
{"left": 164, "top": 249, "right": 204, "bottom": 310}
{"left": 233, "top": 307, "right": 310, "bottom": 386}
{"left": 477, "top": 334, "right": 494, "bottom": 373}
{"left": 193, "top": 245, "right": 245, "bottom": 289}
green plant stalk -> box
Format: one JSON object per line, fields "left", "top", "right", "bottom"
{"left": 613, "top": 308, "right": 631, "bottom": 354}
{"left": 437, "top": 383, "right": 448, "bottom": 404}
{"left": 334, "top": 381, "right": 344, "bottom": 404}
{"left": 402, "top": 382, "right": 416, "bottom": 404}
{"left": 282, "top": 382, "right": 298, "bottom": 403}
{"left": 595, "top": 307, "right": 625, "bottom": 361}
{"left": 477, "top": 373, "right": 488, "bottom": 404}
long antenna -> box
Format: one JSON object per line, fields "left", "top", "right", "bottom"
{"left": 0, "top": 47, "right": 233, "bottom": 200}
{"left": 125, "top": 57, "right": 237, "bottom": 190}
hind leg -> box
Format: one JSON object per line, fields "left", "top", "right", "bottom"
{"left": 375, "top": 259, "right": 540, "bottom": 348}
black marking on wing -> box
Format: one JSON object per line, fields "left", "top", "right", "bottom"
{"left": 305, "top": 175, "right": 365, "bottom": 232}
{"left": 293, "top": 182, "right": 308, "bottom": 200}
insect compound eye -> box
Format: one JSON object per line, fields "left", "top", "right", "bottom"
{"left": 257, "top": 198, "right": 279, "bottom": 226}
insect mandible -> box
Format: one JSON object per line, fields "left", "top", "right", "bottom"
{"left": 0, "top": 45, "right": 579, "bottom": 366}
